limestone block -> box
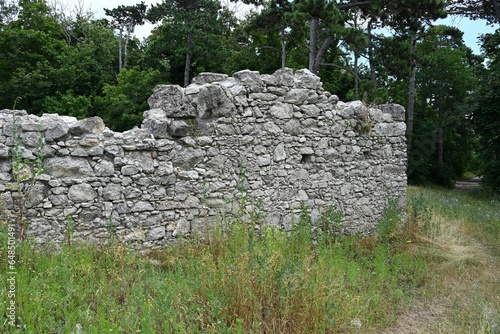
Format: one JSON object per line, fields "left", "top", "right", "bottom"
{"left": 168, "top": 120, "right": 193, "bottom": 137}
{"left": 196, "top": 84, "right": 236, "bottom": 118}
{"left": 147, "top": 225, "right": 166, "bottom": 240}
{"left": 284, "top": 89, "right": 309, "bottom": 105}
{"left": 274, "top": 143, "right": 286, "bottom": 162}
{"left": 294, "top": 69, "right": 322, "bottom": 90}
{"left": 148, "top": 85, "right": 196, "bottom": 117}
{"left": 378, "top": 103, "right": 406, "bottom": 121}
{"left": 272, "top": 68, "right": 295, "bottom": 87}
{"left": 26, "top": 182, "right": 47, "bottom": 208}
{"left": 68, "top": 184, "right": 97, "bottom": 203}
{"left": 45, "top": 121, "right": 69, "bottom": 142}
{"left": 0, "top": 143, "right": 8, "bottom": 157}
{"left": 142, "top": 109, "right": 171, "bottom": 139}
{"left": 270, "top": 102, "right": 293, "bottom": 119}
{"left": 233, "top": 69, "right": 263, "bottom": 86}
{"left": 192, "top": 72, "right": 228, "bottom": 84}
{"left": 69, "top": 117, "right": 105, "bottom": 135}
{"left": 173, "top": 218, "right": 191, "bottom": 237}
{"left": 45, "top": 157, "right": 94, "bottom": 178}
{"left": 131, "top": 201, "right": 154, "bottom": 212}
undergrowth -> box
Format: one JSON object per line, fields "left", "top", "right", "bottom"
{"left": 0, "top": 199, "right": 428, "bottom": 333}
{"left": 402, "top": 186, "right": 500, "bottom": 334}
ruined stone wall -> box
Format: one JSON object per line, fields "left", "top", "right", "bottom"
{"left": 0, "top": 68, "right": 407, "bottom": 248}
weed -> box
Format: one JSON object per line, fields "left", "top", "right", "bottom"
{"left": 8, "top": 114, "right": 45, "bottom": 241}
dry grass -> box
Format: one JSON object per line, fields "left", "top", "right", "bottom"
{"left": 379, "top": 187, "right": 500, "bottom": 334}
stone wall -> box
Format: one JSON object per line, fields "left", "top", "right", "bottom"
{"left": 0, "top": 68, "right": 407, "bottom": 248}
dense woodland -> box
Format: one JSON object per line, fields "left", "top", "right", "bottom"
{"left": 0, "top": 0, "right": 499, "bottom": 192}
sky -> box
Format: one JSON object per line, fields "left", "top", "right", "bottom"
{"left": 61, "top": 0, "right": 497, "bottom": 55}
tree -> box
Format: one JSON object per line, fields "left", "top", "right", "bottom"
{"left": 377, "top": 0, "right": 447, "bottom": 151}
{"left": 0, "top": 0, "right": 18, "bottom": 29}
{"left": 105, "top": 2, "right": 147, "bottom": 72}
{"left": 447, "top": 0, "right": 500, "bottom": 23}
{"left": 413, "top": 25, "right": 477, "bottom": 185}
{"left": 97, "top": 66, "right": 161, "bottom": 131}
{"left": 0, "top": 0, "right": 68, "bottom": 112}
{"left": 474, "top": 29, "right": 500, "bottom": 192}
{"left": 147, "top": 0, "right": 226, "bottom": 87}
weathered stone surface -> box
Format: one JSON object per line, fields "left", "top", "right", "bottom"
{"left": 196, "top": 84, "right": 236, "bottom": 118}
{"left": 273, "top": 68, "right": 295, "bottom": 87}
{"left": 378, "top": 103, "right": 406, "bottom": 121}
{"left": 270, "top": 103, "right": 293, "bottom": 119}
{"left": 70, "top": 117, "right": 105, "bottom": 135}
{"left": 45, "top": 157, "right": 94, "bottom": 177}
{"left": 103, "top": 184, "right": 122, "bottom": 201}
{"left": 192, "top": 72, "right": 228, "bottom": 84}
{"left": 94, "top": 160, "right": 114, "bottom": 176}
{"left": 68, "top": 184, "right": 97, "bottom": 203}
{"left": 284, "top": 89, "right": 309, "bottom": 105}
{"left": 45, "top": 121, "right": 69, "bottom": 142}
{"left": 168, "top": 120, "right": 193, "bottom": 137}
{"left": 0, "top": 68, "right": 407, "bottom": 248}
{"left": 294, "top": 69, "right": 322, "bottom": 90}
{"left": 148, "top": 85, "right": 196, "bottom": 117}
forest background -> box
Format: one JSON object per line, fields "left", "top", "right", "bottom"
{"left": 0, "top": 0, "right": 499, "bottom": 192}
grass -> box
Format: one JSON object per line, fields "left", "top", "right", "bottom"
{"left": 398, "top": 186, "right": 500, "bottom": 334}
{"left": 0, "top": 186, "right": 499, "bottom": 333}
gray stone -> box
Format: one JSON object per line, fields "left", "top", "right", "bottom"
{"left": 131, "top": 201, "right": 154, "bottom": 212}
{"left": 45, "top": 157, "right": 94, "bottom": 178}
{"left": 69, "top": 117, "right": 105, "bottom": 135}
{"left": 141, "top": 109, "right": 171, "bottom": 139}
{"left": 284, "top": 89, "right": 309, "bottom": 105}
{"left": 274, "top": 143, "right": 286, "bottom": 162}
{"left": 148, "top": 85, "right": 196, "bottom": 117}
{"left": 196, "top": 84, "right": 236, "bottom": 118}
{"left": 45, "top": 122, "right": 69, "bottom": 142}
{"left": 378, "top": 103, "right": 406, "bottom": 121}
{"left": 168, "top": 120, "right": 193, "bottom": 137}
{"left": 294, "top": 69, "right": 322, "bottom": 90}
{"left": 102, "top": 184, "right": 122, "bottom": 201}
{"left": 94, "top": 160, "right": 114, "bottom": 176}
{"left": 192, "top": 72, "right": 228, "bottom": 84}
{"left": 173, "top": 218, "right": 191, "bottom": 237}
{"left": 270, "top": 103, "right": 293, "bottom": 119}
{"left": 233, "top": 70, "right": 263, "bottom": 86}
{"left": 68, "top": 184, "right": 97, "bottom": 203}
{"left": 273, "top": 68, "right": 295, "bottom": 87}
{"left": 257, "top": 154, "right": 271, "bottom": 166}
{"left": 147, "top": 225, "right": 166, "bottom": 240}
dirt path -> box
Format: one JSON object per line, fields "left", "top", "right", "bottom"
{"left": 454, "top": 178, "right": 483, "bottom": 192}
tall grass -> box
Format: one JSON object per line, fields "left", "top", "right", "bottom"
{"left": 402, "top": 186, "right": 500, "bottom": 334}
{"left": 0, "top": 201, "right": 428, "bottom": 333}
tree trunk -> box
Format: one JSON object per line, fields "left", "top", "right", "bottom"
{"left": 309, "top": 17, "right": 318, "bottom": 72}
{"left": 437, "top": 106, "right": 444, "bottom": 166}
{"left": 367, "top": 20, "right": 376, "bottom": 88}
{"left": 312, "top": 36, "right": 333, "bottom": 74}
{"left": 354, "top": 52, "right": 359, "bottom": 100}
{"left": 184, "top": 52, "right": 191, "bottom": 87}
{"left": 280, "top": 22, "right": 286, "bottom": 69}
{"left": 118, "top": 28, "right": 123, "bottom": 72}
{"left": 123, "top": 22, "right": 133, "bottom": 69}
{"left": 407, "top": 31, "right": 417, "bottom": 151}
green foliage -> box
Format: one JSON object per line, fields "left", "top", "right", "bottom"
{"left": 97, "top": 66, "right": 161, "bottom": 131}
{"left": 0, "top": 204, "right": 427, "bottom": 333}
{"left": 474, "top": 29, "right": 500, "bottom": 193}
{"left": 145, "top": 0, "right": 230, "bottom": 86}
